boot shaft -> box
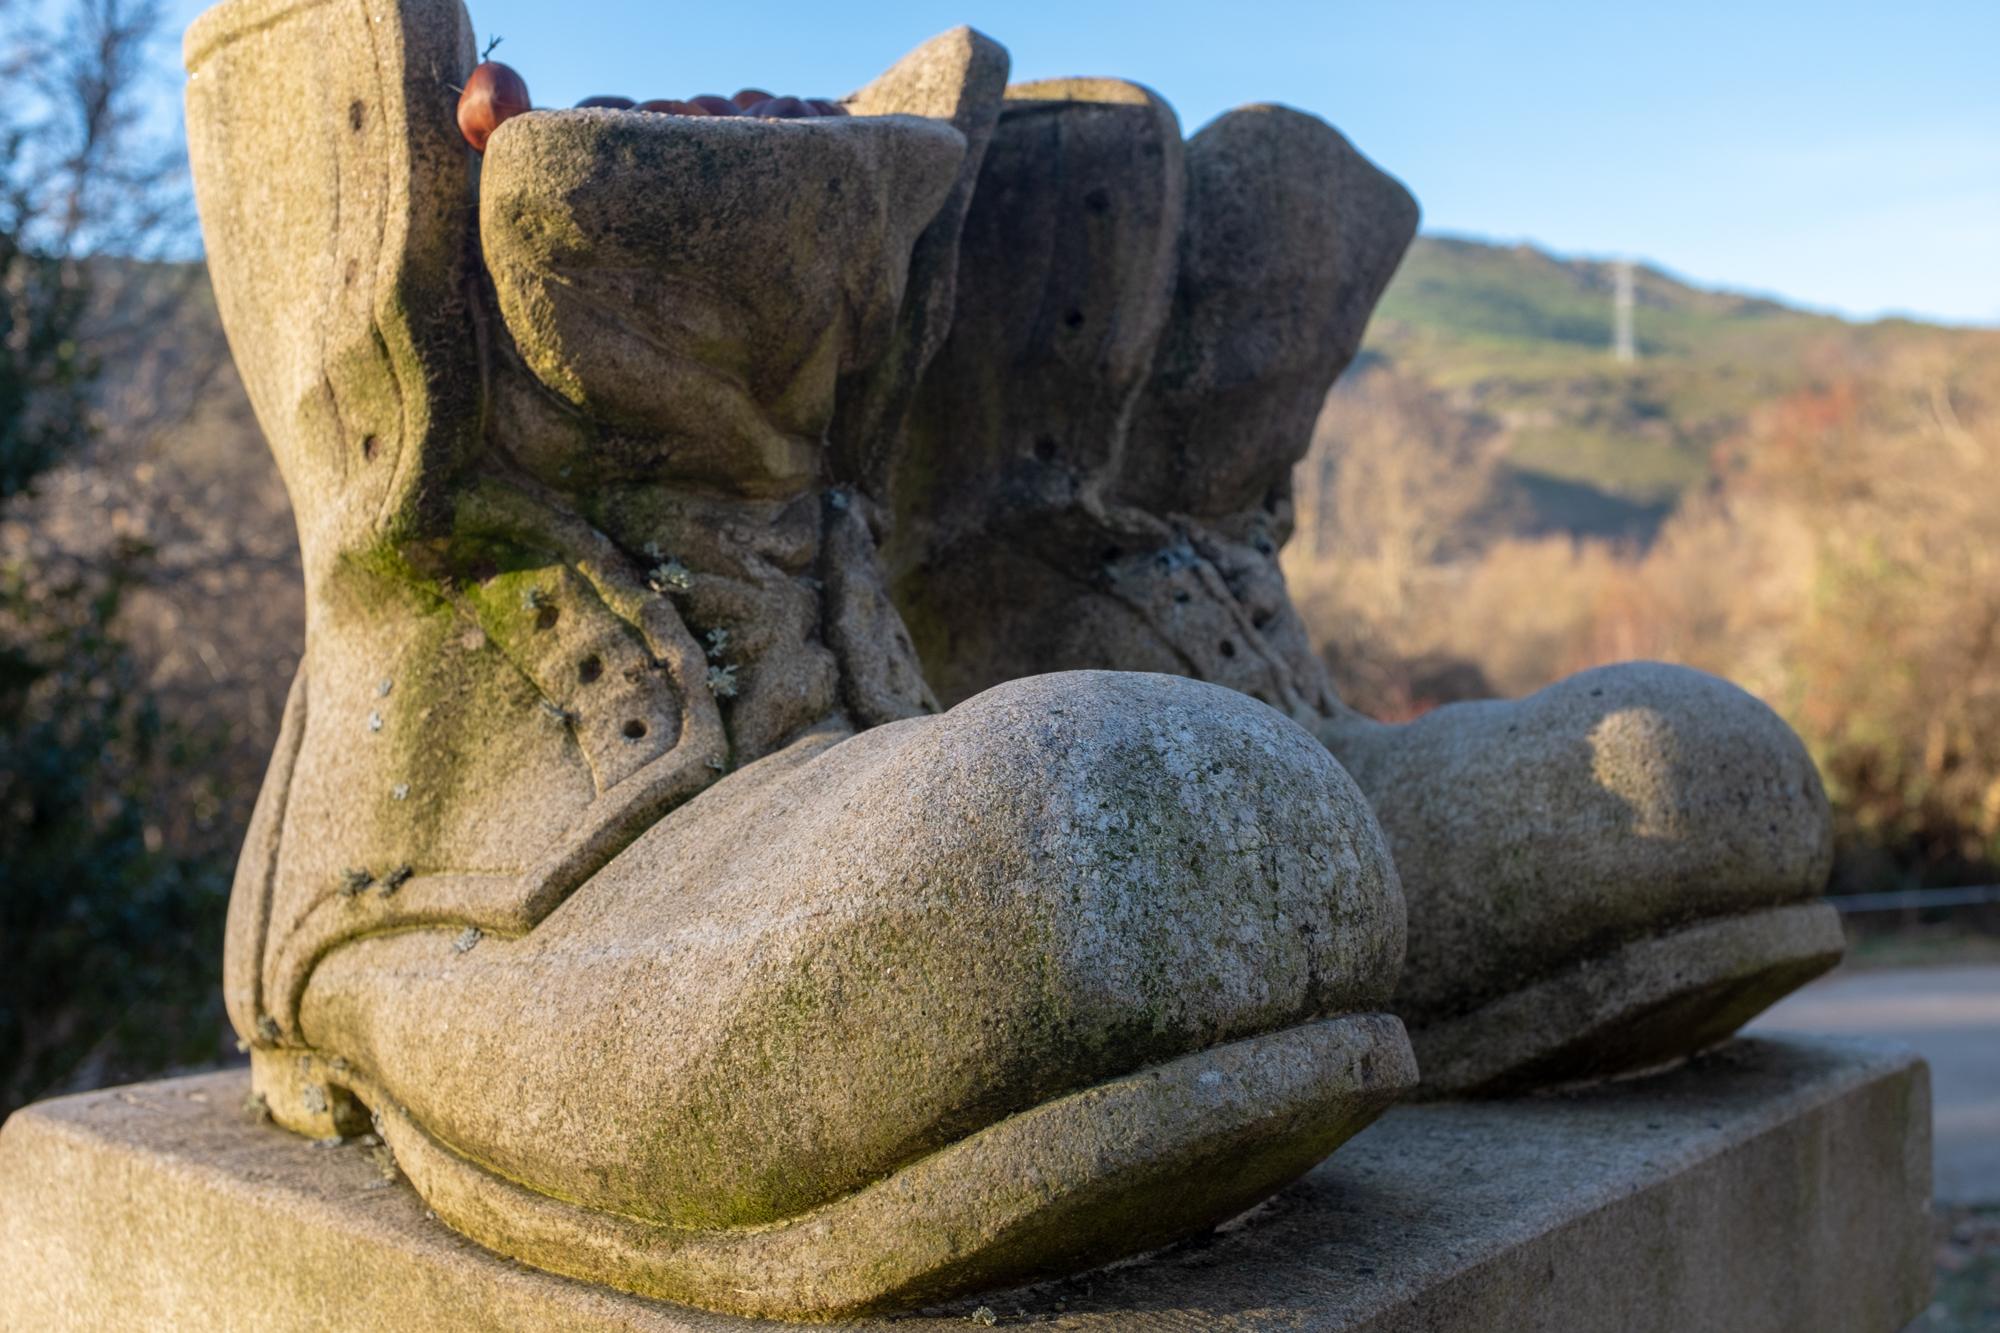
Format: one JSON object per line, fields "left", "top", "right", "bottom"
{"left": 893, "top": 85, "right": 1418, "bottom": 717}
{"left": 188, "top": 0, "right": 993, "bottom": 1043}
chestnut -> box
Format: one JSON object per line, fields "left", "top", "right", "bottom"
{"left": 730, "top": 88, "right": 775, "bottom": 110}
{"left": 805, "top": 98, "right": 848, "bottom": 117}
{"left": 457, "top": 60, "right": 531, "bottom": 151}
{"left": 636, "top": 98, "right": 704, "bottom": 115}
{"left": 688, "top": 94, "right": 741, "bottom": 116}
{"left": 575, "top": 95, "right": 634, "bottom": 109}
{"left": 747, "top": 95, "right": 811, "bottom": 119}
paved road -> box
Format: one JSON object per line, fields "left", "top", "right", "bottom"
{"left": 1751, "top": 965, "right": 2000, "bottom": 1205}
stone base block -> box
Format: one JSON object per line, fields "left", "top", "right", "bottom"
{"left": 0, "top": 1035, "right": 1931, "bottom": 1332}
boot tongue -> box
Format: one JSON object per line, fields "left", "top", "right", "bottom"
{"left": 1118, "top": 106, "right": 1419, "bottom": 523}
{"left": 477, "top": 111, "right": 967, "bottom": 500}
{"left": 474, "top": 107, "right": 969, "bottom": 759}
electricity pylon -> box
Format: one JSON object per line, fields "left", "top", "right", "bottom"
{"left": 1613, "top": 259, "right": 1636, "bottom": 363}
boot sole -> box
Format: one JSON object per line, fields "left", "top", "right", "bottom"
{"left": 1408, "top": 901, "right": 1844, "bottom": 1098}
{"left": 253, "top": 1010, "right": 1414, "bottom": 1319}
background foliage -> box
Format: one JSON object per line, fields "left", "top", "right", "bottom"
{"left": 0, "top": 0, "right": 232, "bottom": 1113}
{"left": 1293, "top": 237, "right": 2000, "bottom": 894}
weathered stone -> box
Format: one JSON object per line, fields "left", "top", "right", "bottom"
{"left": 831, "top": 27, "right": 1011, "bottom": 494}
{"left": 1119, "top": 104, "right": 1422, "bottom": 522}
{"left": 480, "top": 109, "right": 965, "bottom": 477}
{"left": 893, "top": 77, "right": 1185, "bottom": 576}
{"left": 185, "top": 0, "right": 491, "bottom": 1048}
{"left": 183, "top": 0, "right": 482, "bottom": 573}
{"left": 0, "top": 1036, "right": 1931, "bottom": 1331}
{"left": 1322, "top": 661, "right": 1841, "bottom": 1095}
{"left": 181, "top": 0, "right": 1416, "bottom": 1314}
{"left": 894, "top": 96, "right": 1400, "bottom": 720}
{"left": 278, "top": 671, "right": 1410, "bottom": 1317}
{"left": 887, "top": 80, "right": 1841, "bottom": 1095}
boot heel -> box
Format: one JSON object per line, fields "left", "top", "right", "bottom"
{"left": 249, "top": 1047, "right": 373, "bottom": 1139}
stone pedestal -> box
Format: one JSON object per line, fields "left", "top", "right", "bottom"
{"left": 0, "top": 1035, "right": 1931, "bottom": 1331}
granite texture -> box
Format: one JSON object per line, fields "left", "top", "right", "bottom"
{"left": 1323, "top": 661, "right": 1841, "bottom": 1094}
{"left": 831, "top": 27, "right": 1011, "bottom": 494}
{"left": 184, "top": 0, "right": 1416, "bottom": 1313}
{"left": 894, "top": 95, "right": 1412, "bottom": 721}
{"left": 280, "top": 670, "right": 1412, "bottom": 1317}
{"left": 479, "top": 110, "right": 965, "bottom": 482}
{"left": 0, "top": 1036, "right": 1932, "bottom": 1331}
{"left": 885, "top": 79, "right": 1840, "bottom": 1094}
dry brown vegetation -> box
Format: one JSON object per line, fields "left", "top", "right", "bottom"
{"left": 1290, "top": 325, "right": 2000, "bottom": 891}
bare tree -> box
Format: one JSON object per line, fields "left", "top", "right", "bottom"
{"left": 0, "top": 0, "right": 227, "bottom": 1113}
{"left": 1285, "top": 358, "right": 1508, "bottom": 716}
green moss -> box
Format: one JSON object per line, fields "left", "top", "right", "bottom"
{"left": 315, "top": 523, "right": 587, "bottom": 866}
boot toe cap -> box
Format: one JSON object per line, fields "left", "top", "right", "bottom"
{"left": 1335, "top": 660, "right": 1834, "bottom": 1029}
{"left": 300, "top": 669, "right": 1406, "bottom": 1233}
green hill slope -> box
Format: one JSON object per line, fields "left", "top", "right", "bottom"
{"left": 1358, "top": 235, "right": 1927, "bottom": 535}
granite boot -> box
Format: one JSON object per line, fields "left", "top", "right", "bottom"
{"left": 186, "top": 0, "right": 1415, "bottom": 1316}
{"left": 888, "top": 81, "right": 1842, "bottom": 1098}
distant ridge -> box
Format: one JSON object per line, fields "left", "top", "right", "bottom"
{"left": 1349, "top": 233, "right": 1977, "bottom": 537}
{"left": 1381, "top": 234, "right": 1821, "bottom": 354}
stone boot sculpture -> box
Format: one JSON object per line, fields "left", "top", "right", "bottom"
{"left": 186, "top": 0, "right": 1416, "bottom": 1317}
{"left": 889, "top": 82, "right": 1842, "bottom": 1097}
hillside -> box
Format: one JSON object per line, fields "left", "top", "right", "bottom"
{"left": 1297, "top": 237, "right": 2000, "bottom": 890}
{"left": 1355, "top": 235, "right": 1940, "bottom": 541}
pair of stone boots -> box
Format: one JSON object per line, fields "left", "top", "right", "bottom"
{"left": 185, "top": 0, "right": 1840, "bottom": 1318}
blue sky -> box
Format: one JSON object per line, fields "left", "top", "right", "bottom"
{"left": 165, "top": 0, "right": 2000, "bottom": 324}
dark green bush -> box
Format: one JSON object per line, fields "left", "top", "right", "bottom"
{"left": 0, "top": 549, "right": 231, "bottom": 1111}
{"left": 1, "top": 0, "right": 225, "bottom": 1114}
